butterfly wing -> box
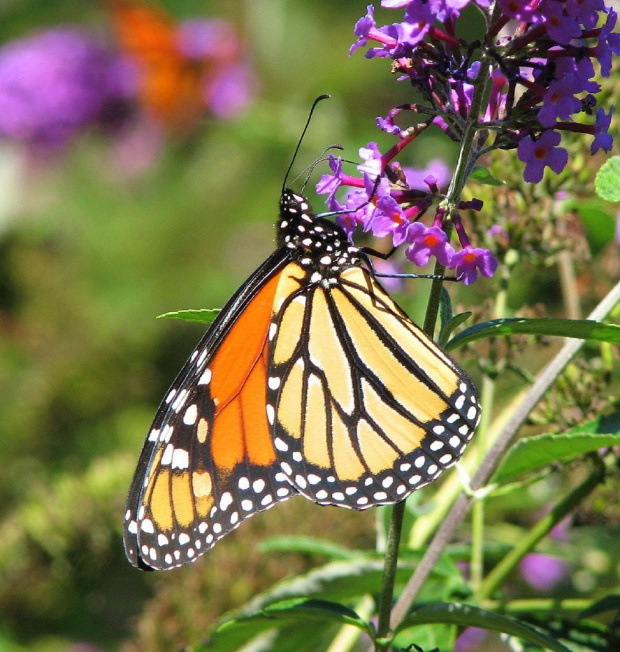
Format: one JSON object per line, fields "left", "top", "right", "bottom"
{"left": 109, "top": 0, "right": 205, "bottom": 128}
{"left": 267, "top": 263, "right": 480, "bottom": 508}
{"left": 124, "top": 249, "right": 299, "bottom": 570}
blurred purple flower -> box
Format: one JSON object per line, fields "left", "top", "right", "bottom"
{"left": 403, "top": 158, "right": 451, "bottom": 190}
{"left": 208, "top": 63, "right": 256, "bottom": 119}
{"left": 454, "top": 626, "right": 488, "bottom": 652}
{"left": 176, "top": 19, "right": 256, "bottom": 119}
{"left": 0, "top": 27, "right": 131, "bottom": 150}
{"left": 176, "top": 19, "right": 237, "bottom": 59}
{"left": 520, "top": 552, "right": 569, "bottom": 591}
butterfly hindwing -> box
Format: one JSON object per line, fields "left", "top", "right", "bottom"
{"left": 124, "top": 250, "right": 299, "bottom": 570}
{"left": 267, "top": 264, "right": 479, "bottom": 509}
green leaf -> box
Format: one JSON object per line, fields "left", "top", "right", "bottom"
{"left": 396, "top": 603, "right": 573, "bottom": 652}
{"left": 579, "top": 594, "right": 620, "bottom": 619}
{"left": 470, "top": 166, "right": 504, "bottom": 186}
{"left": 259, "top": 535, "right": 364, "bottom": 560}
{"left": 493, "top": 412, "right": 620, "bottom": 483}
{"left": 439, "top": 287, "right": 454, "bottom": 330}
{"left": 438, "top": 311, "right": 473, "bottom": 348}
{"left": 212, "top": 597, "right": 372, "bottom": 641}
{"left": 156, "top": 308, "right": 220, "bottom": 324}
{"left": 562, "top": 197, "right": 616, "bottom": 255}
{"left": 205, "top": 557, "right": 467, "bottom": 651}
{"left": 446, "top": 317, "right": 620, "bottom": 350}
{"left": 595, "top": 156, "right": 620, "bottom": 202}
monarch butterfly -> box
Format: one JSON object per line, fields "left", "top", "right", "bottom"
{"left": 123, "top": 177, "right": 480, "bottom": 570}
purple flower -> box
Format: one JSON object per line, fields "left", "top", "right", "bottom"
{"left": 449, "top": 246, "right": 498, "bottom": 284}
{"left": 591, "top": 107, "right": 613, "bottom": 154}
{"left": 381, "top": 0, "right": 412, "bottom": 7}
{"left": 403, "top": 158, "right": 451, "bottom": 190}
{"left": 520, "top": 553, "right": 569, "bottom": 591}
{"left": 377, "top": 114, "right": 403, "bottom": 135}
{"left": 369, "top": 195, "right": 410, "bottom": 245}
{"left": 497, "top": 0, "right": 544, "bottom": 22}
{"left": 357, "top": 142, "right": 384, "bottom": 177}
{"left": 405, "top": 222, "right": 454, "bottom": 267}
{"left": 541, "top": 0, "right": 582, "bottom": 45}
{"left": 538, "top": 76, "right": 582, "bottom": 127}
{"left": 567, "top": 0, "right": 605, "bottom": 30}
{"left": 316, "top": 155, "right": 344, "bottom": 199}
{"left": 593, "top": 10, "right": 620, "bottom": 77}
{"left": 350, "top": 5, "right": 381, "bottom": 55}
{"left": 0, "top": 27, "right": 130, "bottom": 150}
{"left": 554, "top": 57, "right": 600, "bottom": 95}
{"left": 518, "top": 130, "right": 569, "bottom": 183}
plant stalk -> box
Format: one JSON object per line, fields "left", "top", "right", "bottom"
{"left": 476, "top": 457, "right": 605, "bottom": 602}
{"left": 388, "top": 279, "right": 620, "bottom": 631}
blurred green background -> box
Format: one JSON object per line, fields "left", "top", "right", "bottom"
{"left": 0, "top": 1, "right": 430, "bottom": 650}
{"left": 0, "top": 1, "right": 617, "bottom": 651}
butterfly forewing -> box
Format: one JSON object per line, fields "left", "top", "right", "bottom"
{"left": 124, "top": 250, "right": 299, "bottom": 570}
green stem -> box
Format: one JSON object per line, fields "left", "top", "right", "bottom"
{"left": 469, "top": 277, "right": 507, "bottom": 591}
{"left": 445, "top": 61, "right": 491, "bottom": 205}
{"left": 374, "top": 268, "right": 447, "bottom": 650}
{"left": 469, "top": 495, "right": 485, "bottom": 593}
{"left": 476, "top": 457, "right": 606, "bottom": 601}
{"left": 374, "top": 50, "right": 497, "bottom": 651}
{"left": 375, "top": 501, "right": 407, "bottom": 648}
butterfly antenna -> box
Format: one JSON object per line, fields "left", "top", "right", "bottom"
{"left": 299, "top": 144, "right": 344, "bottom": 193}
{"left": 282, "top": 94, "right": 331, "bottom": 193}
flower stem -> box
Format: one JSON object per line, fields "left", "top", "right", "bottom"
{"left": 374, "top": 264, "right": 447, "bottom": 650}
{"left": 375, "top": 501, "right": 406, "bottom": 648}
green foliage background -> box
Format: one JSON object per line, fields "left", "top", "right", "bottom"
{"left": 0, "top": 1, "right": 618, "bottom": 651}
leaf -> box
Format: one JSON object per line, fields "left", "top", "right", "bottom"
{"left": 562, "top": 197, "right": 616, "bottom": 255}
{"left": 208, "top": 599, "right": 371, "bottom": 651}
{"left": 493, "top": 412, "right": 620, "bottom": 483}
{"left": 156, "top": 308, "right": 220, "bottom": 323}
{"left": 204, "top": 557, "right": 467, "bottom": 651}
{"left": 579, "top": 594, "right": 620, "bottom": 619}
{"left": 470, "top": 166, "right": 504, "bottom": 186}
{"left": 396, "top": 603, "right": 573, "bottom": 652}
{"left": 439, "top": 286, "right": 454, "bottom": 331}
{"left": 259, "top": 535, "right": 364, "bottom": 560}
{"left": 439, "top": 311, "right": 473, "bottom": 348}
{"left": 595, "top": 156, "right": 620, "bottom": 202}
{"left": 224, "top": 598, "right": 371, "bottom": 632}
{"left": 446, "top": 317, "right": 620, "bottom": 350}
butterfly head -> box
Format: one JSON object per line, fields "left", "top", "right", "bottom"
{"left": 278, "top": 188, "right": 361, "bottom": 274}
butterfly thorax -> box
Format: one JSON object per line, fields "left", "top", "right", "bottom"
{"left": 278, "top": 189, "right": 362, "bottom": 277}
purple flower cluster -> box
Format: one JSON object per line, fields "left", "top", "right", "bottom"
{"left": 0, "top": 13, "right": 254, "bottom": 153}
{"left": 318, "top": 149, "right": 498, "bottom": 284}
{"left": 318, "top": 0, "right": 616, "bottom": 284}
{"left": 0, "top": 28, "right": 130, "bottom": 151}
